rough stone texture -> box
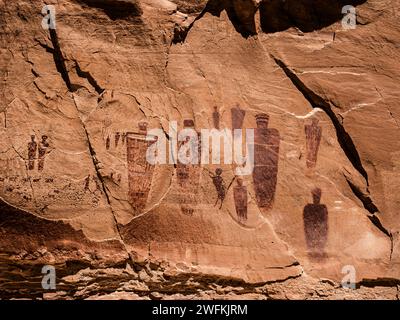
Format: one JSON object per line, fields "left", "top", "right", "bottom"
{"left": 0, "top": 0, "right": 399, "bottom": 299}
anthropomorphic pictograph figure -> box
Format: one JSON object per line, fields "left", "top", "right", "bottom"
{"left": 231, "top": 104, "right": 246, "bottom": 130}
{"left": 106, "top": 135, "right": 111, "bottom": 150}
{"left": 305, "top": 118, "right": 322, "bottom": 169}
{"left": 126, "top": 122, "right": 156, "bottom": 214}
{"left": 252, "top": 113, "right": 280, "bottom": 210}
{"left": 208, "top": 168, "right": 226, "bottom": 209}
{"left": 233, "top": 178, "right": 248, "bottom": 223}
{"left": 27, "top": 135, "right": 37, "bottom": 170}
{"left": 175, "top": 119, "right": 202, "bottom": 215}
{"left": 38, "top": 135, "right": 49, "bottom": 171}
{"left": 213, "top": 106, "right": 220, "bottom": 130}
{"left": 115, "top": 132, "right": 121, "bottom": 148}
{"left": 303, "top": 188, "right": 328, "bottom": 259}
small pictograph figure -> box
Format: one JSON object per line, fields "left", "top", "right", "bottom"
{"left": 233, "top": 177, "right": 248, "bottom": 223}
{"left": 106, "top": 135, "right": 111, "bottom": 150}
{"left": 27, "top": 135, "right": 37, "bottom": 170}
{"left": 38, "top": 135, "right": 49, "bottom": 171}
{"left": 115, "top": 132, "right": 121, "bottom": 147}
{"left": 213, "top": 106, "right": 220, "bottom": 130}
{"left": 208, "top": 168, "right": 226, "bottom": 209}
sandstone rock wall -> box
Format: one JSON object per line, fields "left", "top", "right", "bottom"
{"left": 0, "top": 0, "right": 399, "bottom": 299}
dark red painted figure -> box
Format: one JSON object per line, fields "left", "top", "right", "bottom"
{"left": 126, "top": 122, "right": 155, "bottom": 214}
{"left": 106, "top": 135, "right": 111, "bottom": 150}
{"left": 231, "top": 105, "right": 246, "bottom": 130}
{"left": 212, "top": 106, "right": 220, "bottom": 130}
{"left": 209, "top": 168, "right": 226, "bottom": 209}
{"left": 305, "top": 118, "right": 322, "bottom": 169}
{"left": 303, "top": 188, "right": 328, "bottom": 259}
{"left": 252, "top": 113, "right": 280, "bottom": 209}
{"left": 115, "top": 132, "right": 121, "bottom": 148}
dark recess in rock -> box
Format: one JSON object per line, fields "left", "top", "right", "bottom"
{"left": 75, "top": 0, "right": 143, "bottom": 20}
{"left": 260, "top": 0, "right": 367, "bottom": 33}
{"left": 173, "top": 0, "right": 367, "bottom": 43}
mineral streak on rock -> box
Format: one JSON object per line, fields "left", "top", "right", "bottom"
{"left": 0, "top": 0, "right": 400, "bottom": 299}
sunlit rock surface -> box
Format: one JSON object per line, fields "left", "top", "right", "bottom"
{"left": 0, "top": 0, "right": 399, "bottom": 299}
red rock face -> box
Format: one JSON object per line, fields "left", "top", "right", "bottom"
{"left": 0, "top": 0, "right": 399, "bottom": 299}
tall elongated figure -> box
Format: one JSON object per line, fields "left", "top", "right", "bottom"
{"left": 38, "top": 135, "right": 49, "bottom": 171}
{"left": 303, "top": 188, "right": 328, "bottom": 259}
{"left": 126, "top": 122, "right": 156, "bottom": 214}
{"left": 175, "top": 119, "right": 202, "bottom": 215}
{"left": 252, "top": 113, "right": 280, "bottom": 209}
{"left": 27, "top": 135, "right": 37, "bottom": 170}
{"left": 212, "top": 106, "right": 220, "bottom": 130}
{"left": 305, "top": 118, "right": 322, "bottom": 169}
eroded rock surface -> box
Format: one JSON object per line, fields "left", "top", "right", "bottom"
{"left": 1, "top": 0, "right": 399, "bottom": 299}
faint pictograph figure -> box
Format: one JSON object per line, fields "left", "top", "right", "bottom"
{"left": 233, "top": 178, "right": 248, "bottom": 223}
{"left": 252, "top": 113, "right": 280, "bottom": 210}
{"left": 177, "top": 147, "right": 190, "bottom": 185}
{"left": 101, "top": 119, "right": 112, "bottom": 150}
{"left": 231, "top": 104, "right": 246, "bottom": 130}
{"left": 122, "top": 132, "right": 127, "bottom": 145}
{"left": 305, "top": 118, "right": 322, "bottom": 169}
{"left": 27, "top": 135, "right": 37, "bottom": 170}
{"left": 213, "top": 106, "right": 220, "bottom": 130}
{"left": 208, "top": 168, "right": 226, "bottom": 209}
{"left": 176, "top": 119, "right": 202, "bottom": 216}
{"left": 115, "top": 132, "right": 121, "bottom": 147}
{"left": 303, "top": 188, "right": 328, "bottom": 260}
{"left": 126, "top": 122, "right": 156, "bottom": 214}
{"left": 38, "top": 135, "right": 50, "bottom": 172}
{"left": 106, "top": 135, "right": 111, "bottom": 150}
